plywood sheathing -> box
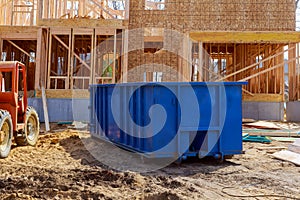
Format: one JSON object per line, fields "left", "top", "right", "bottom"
{"left": 0, "top": 0, "right": 298, "bottom": 104}
{"left": 127, "top": 27, "right": 191, "bottom": 82}
{"left": 128, "top": 0, "right": 295, "bottom": 32}
{"left": 126, "top": 0, "right": 296, "bottom": 101}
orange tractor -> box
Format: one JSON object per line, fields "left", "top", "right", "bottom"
{"left": 0, "top": 61, "right": 39, "bottom": 158}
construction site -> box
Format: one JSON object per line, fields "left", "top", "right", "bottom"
{"left": 0, "top": 0, "right": 300, "bottom": 199}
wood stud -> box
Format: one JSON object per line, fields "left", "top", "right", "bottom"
{"left": 0, "top": 0, "right": 299, "bottom": 102}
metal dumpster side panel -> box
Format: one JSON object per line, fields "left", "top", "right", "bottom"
{"left": 119, "top": 85, "right": 180, "bottom": 155}
{"left": 220, "top": 85, "right": 243, "bottom": 155}
{"left": 90, "top": 82, "right": 245, "bottom": 159}
{"left": 92, "top": 84, "right": 180, "bottom": 155}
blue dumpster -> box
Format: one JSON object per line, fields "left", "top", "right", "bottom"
{"left": 90, "top": 82, "right": 246, "bottom": 161}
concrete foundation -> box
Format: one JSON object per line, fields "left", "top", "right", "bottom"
{"left": 28, "top": 98, "right": 89, "bottom": 122}
{"left": 242, "top": 102, "right": 284, "bottom": 121}
{"left": 286, "top": 101, "right": 300, "bottom": 122}
{"left": 28, "top": 99, "right": 288, "bottom": 122}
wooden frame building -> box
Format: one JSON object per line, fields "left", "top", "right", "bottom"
{"left": 0, "top": 0, "right": 299, "bottom": 121}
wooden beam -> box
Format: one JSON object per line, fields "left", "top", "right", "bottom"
{"left": 47, "top": 28, "right": 53, "bottom": 89}
{"left": 90, "top": 28, "right": 95, "bottom": 85}
{"left": 198, "top": 41, "right": 203, "bottom": 81}
{"left": 247, "top": 132, "right": 300, "bottom": 137}
{"left": 41, "top": 86, "right": 50, "bottom": 132}
{"left": 200, "top": 58, "right": 254, "bottom": 96}
{"left": 37, "top": 0, "right": 43, "bottom": 22}
{"left": 113, "top": 29, "right": 117, "bottom": 83}
{"left": 41, "top": 28, "right": 49, "bottom": 89}
{"left": 63, "top": 0, "right": 67, "bottom": 19}
{"left": 0, "top": 33, "right": 37, "bottom": 40}
{"left": 73, "top": 28, "right": 94, "bottom": 35}
{"left": 217, "top": 46, "right": 293, "bottom": 81}
{"left": 243, "top": 94, "right": 283, "bottom": 102}
{"left": 95, "top": 27, "right": 116, "bottom": 35}
{"left": 79, "top": 0, "right": 84, "bottom": 16}
{"left": 0, "top": 26, "right": 39, "bottom": 33}
{"left": 289, "top": 44, "right": 297, "bottom": 101}
{"left": 278, "top": 46, "right": 285, "bottom": 101}
{"left": 190, "top": 31, "right": 300, "bottom": 43}
{"left": 49, "top": 28, "right": 71, "bottom": 35}
{"left": 52, "top": 34, "right": 91, "bottom": 71}
{"left": 6, "top": 40, "right": 35, "bottom": 61}
{"left": 0, "top": 26, "right": 38, "bottom": 40}
{"left": 181, "top": 35, "right": 191, "bottom": 81}
{"left": 297, "top": 44, "right": 300, "bottom": 100}
{"left": 44, "top": 0, "right": 49, "bottom": 18}
{"left": 36, "top": 89, "right": 89, "bottom": 98}
{"left": 242, "top": 88, "right": 254, "bottom": 96}
{"left": 144, "top": 36, "right": 164, "bottom": 42}
{"left": 66, "top": 31, "right": 71, "bottom": 89}
{"left": 0, "top": 38, "right": 3, "bottom": 60}
{"left": 11, "top": 0, "right": 14, "bottom": 25}
{"left": 89, "top": 0, "right": 114, "bottom": 18}
{"left": 121, "top": 29, "right": 128, "bottom": 83}
{"left": 35, "top": 28, "right": 42, "bottom": 89}
{"left": 106, "top": 7, "right": 124, "bottom": 17}
{"left": 37, "top": 18, "right": 127, "bottom": 28}
{"left": 240, "top": 56, "right": 299, "bottom": 82}
{"left": 125, "top": 0, "right": 129, "bottom": 19}
{"left": 85, "top": 4, "right": 100, "bottom": 18}
{"left": 30, "top": 1, "right": 34, "bottom": 25}
{"left": 92, "top": 28, "right": 97, "bottom": 84}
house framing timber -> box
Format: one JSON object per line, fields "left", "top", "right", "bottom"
{"left": 0, "top": 0, "right": 299, "bottom": 104}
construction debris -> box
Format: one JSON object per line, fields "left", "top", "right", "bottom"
{"left": 242, "top": 134, "right": 272, "bottom": 143}
{"left": 288, "top": 139, "right": 300, "bottom": 154}
{"left": 246, "top": 131, "right": 300, "bottom": 137}
{"left": 243, "top": 121, "right": 300, "bottom": 138}
{"left": 243, "top": 121, "right": 281, "bottom": 130}
{"left": 69, "top": 121, "right": 88, "bottom": 130}
{"left": 272, "top": 139, "right": 300, "bottom": 166}
{"left": 272, "top": 150, "right": 300, "bottom": 166}
{"left": 270, "top": 137, "right": 298, "bottom": 142}
{"left": 257, "top": 146, "right": 287, "bottom": 151}
{"left": 242, "top": 118, "right": 256, "bottom": 123}
{"left": 0, "top": 129, "right": 299, "bottom": 199}
{"left": 57, "top": 121, "right": 73, "bottom": 125}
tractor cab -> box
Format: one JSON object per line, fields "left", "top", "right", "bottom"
{"left": 0, "top": 61, "right": 28, "bottom": 129}
{"left": 0, "top": 61, "right": 39, "bottom": 158}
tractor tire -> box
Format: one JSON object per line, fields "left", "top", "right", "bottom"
{"left": 15, "top": 107, "right": 40, "bottom": 146}
{"left": 0, "top": 110, "right": 13, "bottom": 158}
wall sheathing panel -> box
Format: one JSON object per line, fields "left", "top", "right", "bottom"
{"left": 129, "top": 0, "right": 295, "bottom": 32}
{"left": 126, "top": 0, "right": 296, "bottom": 103}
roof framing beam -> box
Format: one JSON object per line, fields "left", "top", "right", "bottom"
{"left": 190, "top": 31, "right": 300, "bottom": 43}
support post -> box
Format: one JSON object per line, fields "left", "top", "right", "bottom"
{"left": 121, "top": 29, "right": 128, "bottom": 83}
{"left": 35, "top": 28, "right": 42, "bottom": 90}
{"left": 198, "top": 41, "right": 203, "bottom": 82}
{"left": 113, "top": 29, "right": 117, "bottom": 83}
{"left": 289, "top": 43, "right": 296, "bottom": 101}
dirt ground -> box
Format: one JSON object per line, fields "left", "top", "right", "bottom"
{"left": 0, "top": 124, "right": 299, "bottom": 200}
